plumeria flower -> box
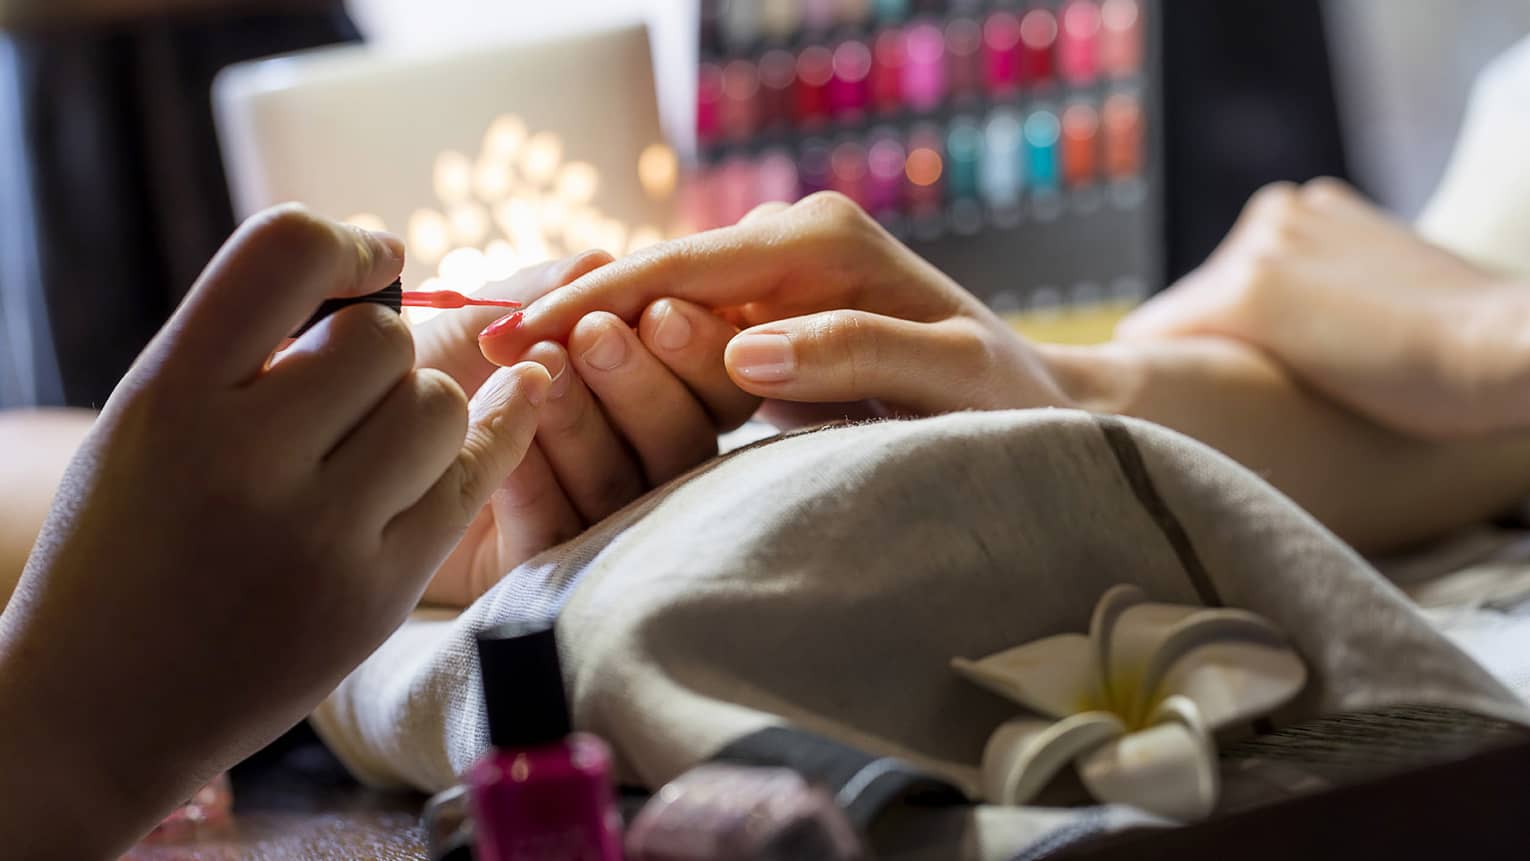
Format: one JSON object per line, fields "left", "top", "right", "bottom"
{"left": 952, "top": 585, "right": 1307, "bottom": 820}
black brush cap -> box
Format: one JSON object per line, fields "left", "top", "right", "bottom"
{"left": 476, "top": 621, "right": 571, "bottom": 750}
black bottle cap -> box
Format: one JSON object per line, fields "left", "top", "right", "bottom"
{"left": 292, "top": 278, "right": 405, "bottom": 337}
{"left": 476, "top": 621, "right": 572, "bottom": 750}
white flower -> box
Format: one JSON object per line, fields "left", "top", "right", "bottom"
{"left": 952, "top": 585, "right": 1307, "bottom": 820}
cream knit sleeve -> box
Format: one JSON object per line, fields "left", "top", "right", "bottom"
{"left": 1417, "top": 35, "right": 1530, "bottom": 277}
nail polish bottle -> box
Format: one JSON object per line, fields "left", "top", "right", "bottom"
{"left": 466, "top": 622, "right": 622, "bottom": 861}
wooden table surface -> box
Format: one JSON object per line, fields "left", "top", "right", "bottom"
{"left": 123, "top": 730, "right": 430, "bottom": 861}
{"left": 121, "top": 718, "right": 1530, "bottom": 860}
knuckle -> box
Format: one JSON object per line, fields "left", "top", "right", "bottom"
{"left": 540, "top": 382, "right": 592, "bottom": 434}
{"left": 241, "top": 203, "right": 335, "bottom": 261}
{"left": 1301, "top": 176, "right": 1352, "bottom": 207}
{"left": 797, "top": 191, "right": 871, "bottom": 234}
{"left": 957, "top": 321, "right": 998, "bottom": 371}
{"left": 817, "top": 309, "right": 876, "bottom": 390}
{"left": 570, "top": 247, "right": 617, "bottom": 274}
{"left": 343, "top": 304, "right": 416, "bottom": 365}
{"left": 411, "top": 368, "right": 470, "bottom": 423}
{"left": 1227, "top": 253, "right": 1279, "bottom": 308}
{"left": 1247, "top": 182, "right": 1301, "bottom": 224}
{"left": 634, "top": 240, "right": 696, "bottom": 288}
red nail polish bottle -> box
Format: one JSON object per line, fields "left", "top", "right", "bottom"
{"left": 466, "top": 623, "right": 622, "bottom": 861}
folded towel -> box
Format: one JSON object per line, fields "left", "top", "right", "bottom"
{"left": 312, "top": 410, "right": 1526, "bottom": 858}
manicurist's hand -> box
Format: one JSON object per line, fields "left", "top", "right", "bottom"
{"left": 478, "top": 193, "right": 1075, "bottom": 428}
{"left": 0, "top": 206, "right": 551, "bottom": 858}
{"left": 1118, "top": 179, "right": 1530, "bottom": 439}
{"left": 411, "top": 253, "right": 759, "bottom": 606}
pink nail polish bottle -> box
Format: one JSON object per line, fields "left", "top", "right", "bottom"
{"left": 466, "top": 622, "right": 623, "bottom": 861}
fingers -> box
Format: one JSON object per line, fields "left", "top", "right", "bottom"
{"left": 478, "top": 192, "right": 907, "bottom": 365}
{"left": 256, "top": 303, "right": 417, "bottom": 455}
{"left": 567, "top": 312, "right": 720, "bottom": 485}
{"left": 419, "top": 441, "right": 585, "bottom": 607}
{"left": 324, "top": 368, "right": 470, "bottom": 525}
{"left": 638, "top": 299, "right": 760, "bottom": 430}
{"left": 724, "top": 310, "right": 992, "bottom": 414}
{"left": 1298, "top": 177, "right": 1370, "bottom": 217}
{"left": 168, "top": 205, "right": 405, "bottom": 387}
{"left": 416, "top": 250, "right": 613, "bottom": 391}
{"left": 488, "top": 443, "right": 586, "bottom": 570}
{"left": 388, "top": 363, "right": 552, "bottom": 547}
{"left": 1117, "top": 177, "right": 1370, "bottom": 342}
{"left": 520, "top": 340, "right": 647, "bottom": 521}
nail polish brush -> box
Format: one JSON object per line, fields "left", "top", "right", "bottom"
{"left": 294, "top": 279, "right": 522, "bottom": 335}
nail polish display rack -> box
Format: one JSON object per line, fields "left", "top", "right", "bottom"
{"left": 691, "top": 0, "right": 1163, "bottom": 316}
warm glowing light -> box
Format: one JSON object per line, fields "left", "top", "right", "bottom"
{"left": 504, "top": 198, "right": 552, "bottom": 262}
{"left": 555, "top": 162, "right": 600, "bottom": 205}
{"left": 539, "top": 196, "right": 570, "bottom": 233}
{"left": 492, "top": 200, "right": 518, "bottom": 242}
{"left": 905, "top": 148, "right": 944, "bottom": 186}
{"left": 433, "top": 151, "right": 473, "bottom": 204}
{"left": 561, "top": 207, "right": 601, "bottom": 252}
{"left": 438, "top": 246, "right": 487, "bottom": 291}
{"left": 638, "top": 143, "right": 679, "bottom": 200}
{"left": 627, "top": 226, "right": 663, "bottom": 254}
{"left": 343, "top": 213, "right": 387, "bottom": 233}
{"left": 483, "top": 115, "right": 527, "bottom": 163}
{"left": 483, "top": 239, "right": 521, "bottom": 282}
{"left": 408, "top": 209, "right": 451, "bottom": 264}
{"left": 474, "top": 158, "right": 513, "bottom": 202}
{"left": 595, "top": 219, "right": 628, "bottom": 256}
{"left": 448, "top": 203, "right": 489, "bottom": 245}
{"left": 520, "top": 133, "right": 563, "bottom": 185}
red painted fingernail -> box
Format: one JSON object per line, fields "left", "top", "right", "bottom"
{"left": 478, "top": 311, "right": 524, "bottom": 340}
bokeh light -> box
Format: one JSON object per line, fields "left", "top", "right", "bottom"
{"left": 638, "top": 143, "right": 679, "bottom": 200}
{"left": 905, "top": 147, "right": 944, "bottom": 186}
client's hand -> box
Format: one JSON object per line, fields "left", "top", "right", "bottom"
{"left": 0, "top": 206, "right": 551, "bottom": 858}
{"left": 414, "top": 253, "right": 760, "bottom": 606}
{"left": 479, "top": 193, "right": 1074, "bottom": 427}
{"left": 1117, "top": 179, "right": 1530, "bottom": 439}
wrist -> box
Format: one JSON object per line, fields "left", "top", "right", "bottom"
{"left": 1033, "top": 342, "right": 1145, "bottom": 417}
{"left": 0, "top": 604, "right": 174, "bottom": 857}
{"left": 1449, "top": 279, "right": 1530, "bottom": 435}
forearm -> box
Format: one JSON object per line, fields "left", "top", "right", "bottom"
{"left": 1043, "top": 338, "right": 1530, "bottom": 555}
{"left": 0, "top": 410, "right": 94, "bottom": 609}
{"left": 0, "top": 629, "right": 151, "bottom": 859}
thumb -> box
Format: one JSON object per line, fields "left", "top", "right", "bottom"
{"left": 724, "top": 310, "right": 984, "bottom": 414}
{"left": 393, "top": 362, "right": 553, "bottom": 542}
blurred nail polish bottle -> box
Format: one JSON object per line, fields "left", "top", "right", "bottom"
{"left": 625, "top": 764, "right": 864, "bottom": 861}
{"left": 466, "top": 622, "right": 622, "bottom": 861}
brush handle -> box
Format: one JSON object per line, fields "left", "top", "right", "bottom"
{"left": 291, "top": 279, "right": 404, "bottom": 337}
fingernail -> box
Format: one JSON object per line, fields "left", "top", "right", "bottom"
{"left": 580, "top": 322, "right": 629, "bottom": 371}
{"left": 368, "top": 229, "right": 405, "bottom": 263}
{"left": 536, "top": 345, "right": 572, "bottom": 399}
{"left": 729, "top": 333, "right": 796, "bottom": 382}
{"left": 651, "top": 301, "right": 693, "bottom": 352}
{"left": 479, "top": 311, "right": 524, "bottom": 340}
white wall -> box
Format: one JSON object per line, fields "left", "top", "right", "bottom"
{"left": 1324, "top": 0, "right": 1530, "bottom": 217}
{"left": 344, "top": 0, "right": 699, "bottom": 154}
